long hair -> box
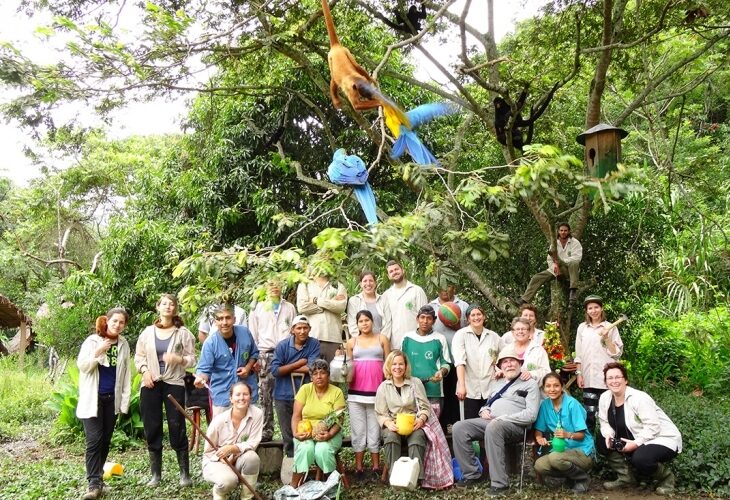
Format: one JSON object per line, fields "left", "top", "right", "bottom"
{"left": 155, "top": 293, "right": 185, "bottom": 328}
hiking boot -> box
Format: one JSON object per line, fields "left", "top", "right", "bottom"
{"left": 603, "top": 452, "right": 637, "bottom": 490}
{"left": 146, "top": 450, "right": 162, "bottom": 487}
{"left": 81, "top": 486, "right": 102, "bottom": 500}
{"left": 654, "top": 464, "right": 676, "bottom": 495}
{"left": 176, "top": 449, "right": 192, "bottom": 487}
{"left": 565, "top": 464, "right": 590, "bottom": 493}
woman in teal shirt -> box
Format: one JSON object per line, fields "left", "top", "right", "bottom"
{"left": 534, "top": 372, "right": 594, "bottom": 493}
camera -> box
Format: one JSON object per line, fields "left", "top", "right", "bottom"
{"left": 610, "top": 438, "right": 625, "bottom": 451}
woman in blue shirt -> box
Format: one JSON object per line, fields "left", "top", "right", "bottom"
{"left": 534, "top": 372, "right": 594, "bottom": 493}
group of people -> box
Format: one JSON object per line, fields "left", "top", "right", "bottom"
{"left": 74, "top": 256, "right": 682, "bottom": 499}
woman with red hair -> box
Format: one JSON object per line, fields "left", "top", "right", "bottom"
{"left": 77, "top": 307, "right": 131, "bottom": 500}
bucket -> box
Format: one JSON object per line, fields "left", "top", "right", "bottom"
{"left": 396, "top": 413, "right": 416, "bottom": 436}
{"left": 389, "top": 457, "right": 420, "bottom": 489}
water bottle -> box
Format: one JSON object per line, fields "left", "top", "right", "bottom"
{"left": 552, "top": 422, "right": 567, "bottom": 452}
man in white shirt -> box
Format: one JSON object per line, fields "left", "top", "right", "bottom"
{"left": 519, "top": 223, "right": 582, "bottom": 304}
{"left": 249, "top": 280, "right": 297, "bottom": 442}
{"left": 381, "top": 260, "right": 428, "bottom": 350}
{"left": 296, "top": 274, "right": 347, "bottom": 362}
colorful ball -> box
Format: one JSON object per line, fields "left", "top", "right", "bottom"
{"left": 438, "top": 302, "right": 461, "bottom": 330}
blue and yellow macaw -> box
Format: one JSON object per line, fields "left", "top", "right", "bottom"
{"left": 384, "top": 102, "right": 461, "bottom": 165}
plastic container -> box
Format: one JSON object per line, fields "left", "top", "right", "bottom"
{"left": 103, "top": 462, "right": 124, "bottom": 480}
{"left": 396, "top": 413, "right": 416, "bottom": 435}
{"left": 389, "top": 457, "right": 420, "bottom": 489}
{"left": 552, "top": 423, "right": 567, "bottom": 452}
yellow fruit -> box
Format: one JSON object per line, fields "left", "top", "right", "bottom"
{"left": 297, "top": 420, "right": 312, "bottom": 434}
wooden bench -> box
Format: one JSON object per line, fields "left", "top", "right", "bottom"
{"left": 257, "top": 437, "right": 353, "bottom": 476}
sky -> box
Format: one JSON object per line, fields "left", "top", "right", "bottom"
{"left": 0, "top": 0, "right": 545, "bottom": 186}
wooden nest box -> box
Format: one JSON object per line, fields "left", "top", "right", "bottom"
{"left": 576, "top": 123, "right": 628, "bottom": 177}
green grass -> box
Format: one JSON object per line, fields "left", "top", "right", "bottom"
{"left": 0, "top": 357, "right": 722, "bottom": 499}
{"left": 0, "top": 354, "right": 56, "bottom": 440}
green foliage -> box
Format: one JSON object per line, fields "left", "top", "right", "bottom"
{"left": 46, "top": 363, "right": 83, "bottom": 441}
{"left": 629, "top": 305, "right": 730, "bottom": 395}
{"left": 652, "top": 388, "right": 730, "bottom": 496}
{"left": 0, "top": 354, "right": 55, "bottom": 438}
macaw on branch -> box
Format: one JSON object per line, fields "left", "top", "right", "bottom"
{"left": 384, "top": 102, "right": 461, "bottom": 165}
{"left": 327, "top": 148, "right": 378, "bottom": 225}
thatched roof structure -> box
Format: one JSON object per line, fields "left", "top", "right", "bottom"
{"left": 0, "top": 294, "right": 32, "bottom": 329}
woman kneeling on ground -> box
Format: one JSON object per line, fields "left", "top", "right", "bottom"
{"left": 203, "top": 382, "right": 263, "bottom": 500}
{"left": 290, "top": 359, "right": 346, "bottom": 487}
{"left": 77, "top": 308, "right": 131, "bottom": 500}
{"left": 375, "top": 350, "right": 431, "bottom": 485}
{"left": 534, "top": 372, "right": 594, "bottom": 493}
{"left": 598, "top": 362, "right": 681, "bottom": 495}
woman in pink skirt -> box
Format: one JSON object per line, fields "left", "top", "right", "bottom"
{"left": 343, "top": 309, "right": 390, "bottom": 480}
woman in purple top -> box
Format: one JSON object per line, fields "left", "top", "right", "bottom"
{"left": 343, "top": 310, "right": 391, "bottom": 480}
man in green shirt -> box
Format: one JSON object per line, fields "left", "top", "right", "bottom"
{"left": 401, "top": 305, "right": 452, "bottom": 417}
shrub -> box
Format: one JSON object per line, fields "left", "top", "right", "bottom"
{"left": 652, "top": 388, "right": 730, "bottom": 496}
{"left": 629, "top": 305, "right": 730, "bottom": 395}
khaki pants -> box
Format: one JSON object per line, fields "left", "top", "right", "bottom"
{"left": 203, "top": 450, "right": 260, "bottom": 495}
{"left": 521, "top": 260, "right": 580, "bottom": 302}
{"left": 534, "top": 448, "right": 593, "bottom": 477}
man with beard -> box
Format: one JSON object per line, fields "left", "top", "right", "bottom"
{"left": 452, "top": 346, "right": 540, "bottom": 496}
{"left": 518, "top": 222, "right": 582, "bottom": 304}
{"left": 381, "top": 260, "right": 428, "bottom": 350}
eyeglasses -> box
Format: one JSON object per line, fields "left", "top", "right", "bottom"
{"left": 606, "top": 376, "right": 624, "bottom": 381}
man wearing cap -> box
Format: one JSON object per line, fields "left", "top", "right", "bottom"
{"left": 381, "top": 260, "right": 428, "bottom": 350}
{"left": 249, "top": 280, "right": 297, "bottom": 442}
{"left": 270, "top": 315, "right": 321, "bottom": 458}
{"left": 452, "top": 346, "right": 540, "bottom": 496}
{"left": 401, "top": 305, "right": 452, "bottom": 416}
{"left": 194, "top": 303, "right": 260, "bottom": 416}
{"left": 518, "top": 222, "right": 582, "bottom": 305}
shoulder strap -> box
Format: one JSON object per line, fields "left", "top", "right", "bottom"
{"left": 486, "top": 377, "right": 519, "bottom": 407}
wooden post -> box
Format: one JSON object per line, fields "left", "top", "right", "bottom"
{"left": 18, "top": 320, "right": 28, "bottom": 369}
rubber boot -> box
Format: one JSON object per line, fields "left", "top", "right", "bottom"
{"left": 603, "top": 451, "right": 637, "bottom": 490}
{"left": 176, "top": 449, "right": 192, "bottom": 487}
{"left": 290, "top": 472, "right": 305, "bottom": 488}
{"left": 146, "top": 450, "right": 162, "bottom": 487}
{"left": 565, "top": 464, "right": 590, "bottom": 493}
{"left": 240, "top": 473, "right": 258, "bottom": 500}
{"left": 653, "top": 463, "right": 676, "bottom": 495}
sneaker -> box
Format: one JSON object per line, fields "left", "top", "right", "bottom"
{"left": 455, "top": 478, "right": 482, "bottom": 488}
{"left": 487, "top": 486, "right": 509, "bottom": 497}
